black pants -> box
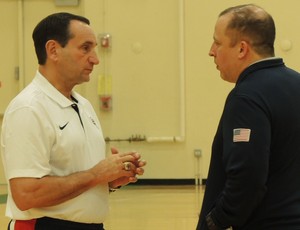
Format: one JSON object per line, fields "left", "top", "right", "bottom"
{"left": 8, "top": 217, "right": 104, "bottom": 230}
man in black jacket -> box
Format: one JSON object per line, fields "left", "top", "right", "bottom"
{"left": 197, "top": 4, "right": 300, "bottom": 230}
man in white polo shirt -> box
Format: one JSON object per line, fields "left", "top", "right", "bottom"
{"left": 1, "top": 12, "right": 146, "bottom": 230}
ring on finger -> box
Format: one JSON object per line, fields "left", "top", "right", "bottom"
{"left": 124, "top": 162, "right": 131, "bottom": 171}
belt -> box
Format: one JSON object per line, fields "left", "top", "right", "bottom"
{"left": 9, "top": 217, "right": 104, "bottom": 230}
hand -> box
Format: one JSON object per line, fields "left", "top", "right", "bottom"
{"left": 109, "top": 147, "right": 146, "bottom": 188}
{"left": 89, "top": 148, "right": 137, "bottom": 186}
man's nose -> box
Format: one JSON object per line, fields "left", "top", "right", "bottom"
{"left": 209, "top": 46, "right": 215, "bottom": 57}
{"left": 89, "top": 51, "right": 100, "bottom": 65}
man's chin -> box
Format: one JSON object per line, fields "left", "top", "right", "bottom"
{"left": 83, "top": 74, "right": 91, "bottom": 82}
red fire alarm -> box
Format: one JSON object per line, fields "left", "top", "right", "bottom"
{"left": 100, "top": 95, "right": 112, "bottom": 111}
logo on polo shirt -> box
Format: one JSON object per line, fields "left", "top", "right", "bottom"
{"left": 59, "top": 122, "right": 69, "bottom": 130}
{"left": 90, "top": 117, "right": 96, "bottom": 126}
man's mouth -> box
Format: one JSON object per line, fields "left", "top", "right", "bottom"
{"left": 85, "top": 69, "right": 93, "bottom": 73}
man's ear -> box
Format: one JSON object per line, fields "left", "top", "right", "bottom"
{"left": 238, "top": 41, "right": 249, "bottom": 58}
{"left": 45, "top": 40, "right": 59, "bottom": 62}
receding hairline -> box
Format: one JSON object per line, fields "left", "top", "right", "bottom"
{"left": 219, "top": 4, "right": 267, "bottom": 17}
{"left": 218, "top": 4, "right": 275, "bottom": 50}
{"left": 219, "top": 4, "right": 271, "bottom": 34}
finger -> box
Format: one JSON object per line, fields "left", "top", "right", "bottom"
{"left": 135, "top": 168, "right": 144, "bottom": 175}
{"left": 111, "top": 147, "right": 119, "bottom": 155}
{"left": 132, "top": 159, "right": 146, "bottom": 167}
{"left": 128, "top": 176, "right": 138, "bottom": 183}
{"left": 120, "top": 155, "right": 136, "bottom": 163}
{"left": 138, "top": 160, "right": 146, "bottom": 167}
{"left": 132, "top": 152, "right": 141, "bottom": 159}
{"left": 119, "top": 151, "right": 140, "bottom": 158}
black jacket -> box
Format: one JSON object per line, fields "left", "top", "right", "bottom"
{"left": 197, "top": 58, "right": 300, "bottom": 230}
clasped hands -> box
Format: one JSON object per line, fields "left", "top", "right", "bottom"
{"left": 108, "top": 147, "right": 146, "bottom": 189}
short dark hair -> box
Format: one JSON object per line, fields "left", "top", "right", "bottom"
{"left": 32, "top": 12, "right": 90, "bottom": 65}
{"left": 220, "top": 4, "right": 275, "bottom": 57}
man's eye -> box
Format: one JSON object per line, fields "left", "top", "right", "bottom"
{"left": 82, "top": 45, "right": 91, "bottom": 52}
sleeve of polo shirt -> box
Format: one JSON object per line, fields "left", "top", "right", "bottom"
{"left": 2, "top": 106, "right": 53, "bottom": 180}
{"left": 210, "top": 95, "right": 270, "bottom": 227}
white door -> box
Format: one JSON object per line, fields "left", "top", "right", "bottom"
{"left": 0, "top": 0, "right": 19, "bottom": 115}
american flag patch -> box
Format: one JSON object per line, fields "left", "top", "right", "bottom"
{"left": 233, "top": 128, "right": 251, "bottom": 142}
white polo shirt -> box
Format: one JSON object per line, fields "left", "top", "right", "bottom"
{"left": 1, "top": 71, "right": 109, "bottom": 223}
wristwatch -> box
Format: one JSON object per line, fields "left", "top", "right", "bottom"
{"left": 109, "top": 186, "right": 121, "bottom": 193}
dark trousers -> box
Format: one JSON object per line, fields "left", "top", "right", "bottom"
{"left": 8, "top": 217, "right": 104, "bottom": 230}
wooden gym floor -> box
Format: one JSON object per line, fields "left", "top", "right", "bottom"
{"left": 0, "top": 184, "right": 204, "bottom": 230}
